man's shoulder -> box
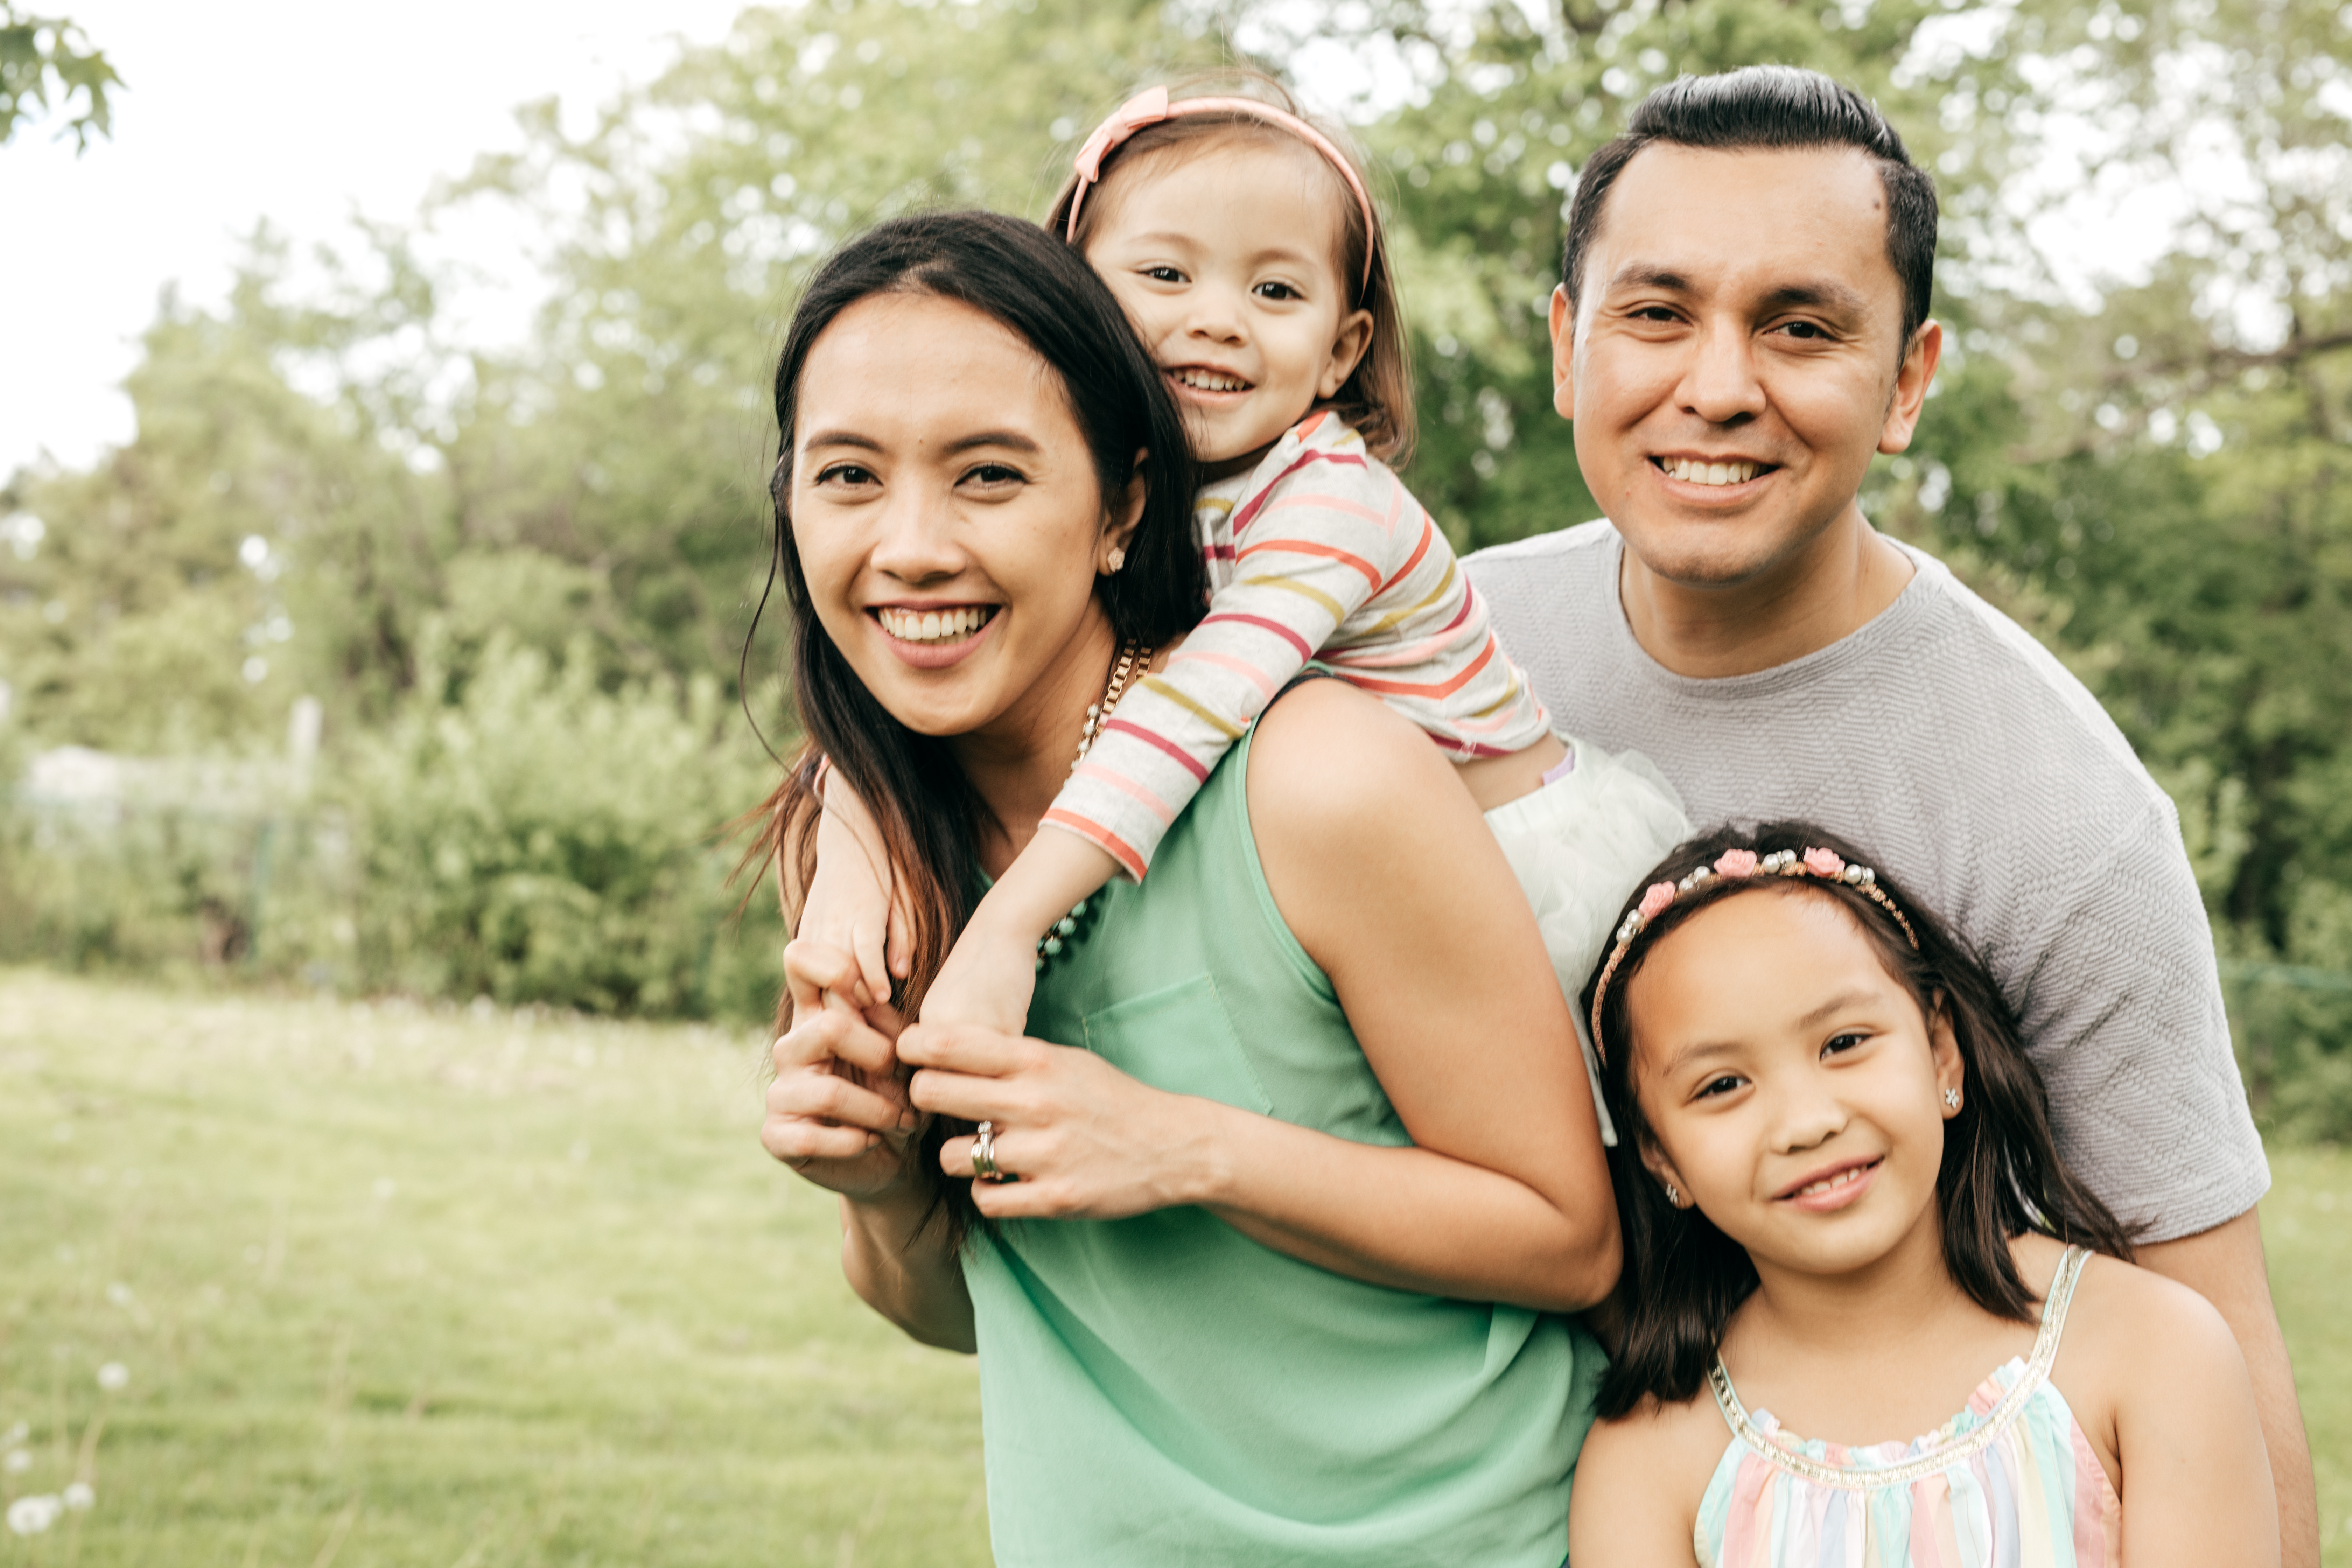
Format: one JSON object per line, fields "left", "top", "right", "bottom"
{"left": 1879, "top": 546, "right": 2150, "bottom": 787}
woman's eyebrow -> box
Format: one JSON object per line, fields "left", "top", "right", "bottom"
{"left": 943, "top": 430, "right": 1044, "bottom": 456}
{"left": 800, "top": 429, "right": 882, "bottom": 453}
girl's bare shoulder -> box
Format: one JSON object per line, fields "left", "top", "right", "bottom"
{"left": 2021, "top": 1235, "right": 2236, "bottom": 1355}
{"left": 2026, "top": 1233, "right": 2246, "bottom": 1418}
{"left": 1571, "top": 1389, "right": 1727, "bottom": 1560}
{"left": 1581, "top": 1386, "right": 1731, "bottom": 1489}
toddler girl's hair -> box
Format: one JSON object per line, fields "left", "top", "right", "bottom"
{"left": 1044, "top": 71, "right": 1417, "bottom": 465}
{"left": 1582, "top": 820, "right": 2139, "bottom": 1420}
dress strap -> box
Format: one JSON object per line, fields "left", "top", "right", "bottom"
{"left": 1707, "top": 1246, "right": 2093, "bottom": 1491}
{"left": 2025, "top": 1244, "right": 2092, "bottom": 1378}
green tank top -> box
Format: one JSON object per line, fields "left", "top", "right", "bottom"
{"left": 965, "top": 718, "right": 1604, "bottom": 1566}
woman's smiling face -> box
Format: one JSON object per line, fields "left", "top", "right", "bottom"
{"left": 1625, "top": 886, "right": 1964, "bottom": 1284}
{"left": 787, "top": 291, "right": 1136, "bottom": 750}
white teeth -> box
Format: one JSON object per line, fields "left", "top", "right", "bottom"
{"left": 1795, "top": 1166, "right": 1867, "bottom": 1199}
{"left": 1175, "top": 368, "right": 1247, "bottom": 393}
{"left": 1665, "top": 458, "right": 1762, "bottom": 486}
{"left": 878, "top": 606, "right": 992, "bottom": 644}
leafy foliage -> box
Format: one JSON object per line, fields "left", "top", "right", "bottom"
{"left": 3, "top": 0, "right": 2348, "bottom": 1094}
{"left": 0, "top": 4, "right": 115, "bottom": 149}
{"left": 342, "top": 632, "right": 783, "bottom": 1017}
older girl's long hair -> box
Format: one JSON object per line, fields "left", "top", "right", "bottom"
{"left": 1044, "top": 72, "right": 1417, "bottom": 466}
{"left": 742, "top": 210, "right": 1204, "bottom": 1237}
{"left": 1582, "top": 821, "right": 2138, "bottom": 1420}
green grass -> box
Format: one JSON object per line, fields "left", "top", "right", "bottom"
{"left": 0, "top": 969, "right": 2345, "bottom": 1564}
{"left": 0, "top": 971, "right": 987, "bottom": 1566}
{"left": 2264, "top": 1143, "right": 2352, "bottom": 1564}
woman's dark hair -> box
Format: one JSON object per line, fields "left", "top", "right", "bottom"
{"left": 1044, "top": 70, "right": 1417, "bottom": 465}
{"left": 1582, "top": 820, "right": 2137, "bottom": 1420}
{"left": 743, "top": 210, "right": 1205, "bottom": 1233}
{"left": 1562, "top": 66, "right": 1939, "bottom": 354}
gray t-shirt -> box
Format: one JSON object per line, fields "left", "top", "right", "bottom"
{"left": 1468, "top": 520, "right": 2267, "bottom": 1242}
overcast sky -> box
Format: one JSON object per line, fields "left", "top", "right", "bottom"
{"left": 2, "top": 0, "right": 747, "bottom": 480}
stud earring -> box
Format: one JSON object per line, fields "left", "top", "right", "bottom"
{"left": 1661, "top": 1181, "right": 1681, "bottom": 1207}
{"left": 1105, "top": 546, "right": 1126, "bottom": 574}
{"left": 1944, "top": 1088, "right": 1961, "bottom": 1111}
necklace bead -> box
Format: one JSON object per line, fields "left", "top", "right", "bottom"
{"left": 1040, "top": 640, "right": 1146, "bottom": 972}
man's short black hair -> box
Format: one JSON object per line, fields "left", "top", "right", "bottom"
{"left": 1561, "top": 66, "right": 1938, "bottom": 347}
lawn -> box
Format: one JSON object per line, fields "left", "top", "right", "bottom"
{"left": 0, "top": 971, "right": 986, "bottom": 1566}
{"left": 0, "top": 968, "right": 2345, "bottom": 1565}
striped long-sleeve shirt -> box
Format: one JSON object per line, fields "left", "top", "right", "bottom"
{"left": 1044, "top": 411, "right": 1553, "bottom": 881}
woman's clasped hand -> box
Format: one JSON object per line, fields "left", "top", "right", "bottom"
{"left": 760, "top": 938, "right": 917, "bottom": 1199}
{"left": 767, "top": 935, "right": 1224, "bottom": 1222}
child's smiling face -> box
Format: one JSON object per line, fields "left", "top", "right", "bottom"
{"left": 1624, "top": 886, "right": 1965, "bottom": 1285}
{"left": 1083, "top": 139, "right": 1373, "bottom": 480}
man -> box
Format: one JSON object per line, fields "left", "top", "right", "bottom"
{"left": 1468, "top": 65, "right": 2317, "bottom": 1560}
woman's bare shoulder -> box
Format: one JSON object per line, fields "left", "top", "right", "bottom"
{"left": 1244, "top": 676, "right": 1465, "bottom": 840}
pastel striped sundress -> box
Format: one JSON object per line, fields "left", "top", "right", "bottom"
{"left": 1694, "top": 1247, "right": 2121, "bottom": 1568}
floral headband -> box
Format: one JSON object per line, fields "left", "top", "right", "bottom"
{"left": 1064, "top": 85, "right": 1378, "bottom": 295}
{"left": 1588, "top": 846, "right": 1920, "bottom": 1066}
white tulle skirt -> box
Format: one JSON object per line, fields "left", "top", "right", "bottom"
{"left": 1484, "top": 736, "right": 1690, "bottom": 1144}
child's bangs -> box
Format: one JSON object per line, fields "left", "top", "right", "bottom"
{"left": 1074, "top": 116, "right": 1368, "bottom": 279}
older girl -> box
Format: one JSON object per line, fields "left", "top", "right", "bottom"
{"left": 1568, "top": 823, "right": 2276, "bottom": 1567}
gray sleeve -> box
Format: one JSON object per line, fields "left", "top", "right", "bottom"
{"left": 2010, "top": 797, "right": 2269, "bottom": 1242}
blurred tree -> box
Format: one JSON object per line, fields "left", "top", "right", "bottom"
{"left": 7, "top": 0, "right": 2348, "bottom": 1063}
{"left": 0, "top": 231, "right": 450, "bottom": 751}
{"left": 0, "top": 4, "right": 115, "bottom": 148}
{"left": 434, "top": 0, "right": 1244, "bottom": 694}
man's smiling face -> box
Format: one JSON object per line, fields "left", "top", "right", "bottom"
{"left": 1553, "top": 142, "right": 1937, "bottom": 591}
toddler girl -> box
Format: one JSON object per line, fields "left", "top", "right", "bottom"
{"left": 1567, "top": 822, "right": 2277, "bottom": 1567}
{"left": 808, "top": 79, "right": 1685, "bottom": 1099}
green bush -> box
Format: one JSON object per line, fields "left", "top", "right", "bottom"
{"left": 341, "top": 633, "right": 784, "bottom": 1018}
{"left": 0, "top": 635, "right": 789, "bottom": 1021}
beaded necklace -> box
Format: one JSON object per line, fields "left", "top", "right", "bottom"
{"left": 1034, "top": 639, "right": 1147, "bottom": 972}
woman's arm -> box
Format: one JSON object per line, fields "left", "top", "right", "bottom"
{"left": 764, "top": 939, "right": 975, "bottom": 1351}
{"left": 896, "top": 679, "right": 1620, "bottom": 1312}
{"left": 1232, "top": 676, "right": 1619, "bottom": 1306}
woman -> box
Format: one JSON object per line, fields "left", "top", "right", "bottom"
{"left": 755, "top": 211, "right": 1618, "bottom": 1566}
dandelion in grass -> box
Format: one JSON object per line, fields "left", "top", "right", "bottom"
{"left": 3, "top": 1449, "right": 29, "bottom": 1474}
{"left": 61, "top": 1483, "right": 93, "bottom": 1512}
{"left": 96, "top": 1362, "right": 128, "bottom": 1392}
{"left": 7, "top": 1494, "right": 63, "bottom": 1535}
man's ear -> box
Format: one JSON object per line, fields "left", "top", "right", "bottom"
{"left": 1549, "top": 285, "right": 1577, "bottom": 421}
{"left": 1317, "top": 308, "right": 1376, "bottom": 399}
{"left": 1878, "top": 319, "right": 1944, "bottom": 454}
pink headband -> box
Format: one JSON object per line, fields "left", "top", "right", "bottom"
{"left": 1064, "top": 85, "right": 1378, "bottom": 295}
{"left": 1588, "top": 846, "right": 1920, "bottom": 1066}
